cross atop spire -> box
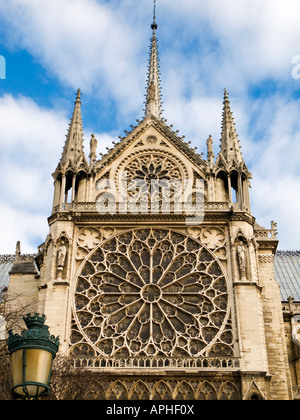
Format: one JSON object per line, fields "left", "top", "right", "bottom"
{"left": 145, "top": 0, "right": 162, "bottom": 119}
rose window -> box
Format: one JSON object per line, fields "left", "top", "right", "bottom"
{"left": 120, "top": 154, "right": 183, "bottom": 207}
{"left": 70, "top": 229, "right": 233, "bottom": 358}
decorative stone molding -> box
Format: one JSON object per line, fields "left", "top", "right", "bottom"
{"left": 258, "top": 255, "right": 274, "bottom": 264}
{"left": 70, "top": 228, "right": 234, "bottom": 359}
{"left": 65, "top": 370, "right": 242, "bottom": 400}
{"left": 73, "top": 356, "right": 240, "bottom": 371}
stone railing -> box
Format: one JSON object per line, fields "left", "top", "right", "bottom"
{"left": 254, "top": 221, "right": 278, "bottom": 239}
{"left": 0, "top": 255, "right": 15, "bottom": 264}
{"left": 282, "top": 300, "right": 300, "bottom": 315}
{"left": 205, "top": 202, "right": 229, "bottom": 211}
{"left": 53, "top": 202, "right": 230, "bottom": 214}
{"left": 72, "top": 356, "right": 240, "bottom": 371}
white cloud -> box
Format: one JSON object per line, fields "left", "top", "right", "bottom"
{"left": 0, "top": 94, "right": 66, "bottom": 161}
{"left": 163, "top": 95, "right": 223, "bottom": 146}
{"left": 0, "top": 93, "right": 127, "bottom": 253}
{"left": 247, "top": 95, "right": 300, "bottom": 249}
{"left": 161, "top": 0, "right": 300, "bottom": 86}
{"left": 0, "top": 0, "right": 300, "bottom": 252}
{"left": 0, "top": 95, "right": 66, "bottom": 253}
{"left": 0, "top": 0, "right": 147, "bottom": 117}
{"left": 0, "top": 204, "right": 47, "bottom": 254}
{"left": 1, "top": 0, "right": 300, "bottom": 113}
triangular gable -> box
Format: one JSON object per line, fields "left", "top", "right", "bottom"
{"left": 94, "top": 115, "right": 207, "bottom": 178}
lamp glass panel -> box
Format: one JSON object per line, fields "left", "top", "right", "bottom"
{"left": 11, "top": 349, "right": 23, "bottom": 390}
{"left": 11, "top": 349, "right": 53, "bottom": 397}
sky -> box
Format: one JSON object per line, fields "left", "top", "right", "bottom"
{"left": 0, "top": 0, "right": 300, "bottom": 253}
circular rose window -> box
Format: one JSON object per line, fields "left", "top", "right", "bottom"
{"left": 70, "top": 229, "right": 233, "bottom": 358}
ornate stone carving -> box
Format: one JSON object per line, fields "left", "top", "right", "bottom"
{"left": 78, "top": 227, "right": 102, "bottom": 250}
{"left": 65, "top": 375, "right": 241, "bottom": 400}
{"left": 54, "top": 232, "right": 70, "bottom": 280}
{"left": 57, "top": 241, "right": 67, "bottom": 270}
{"left": 56, "top": 237, "right": 69, "bottom": 280}
{"left": 70, "top": 228, "right": 234, "bottom": 359}
{"left": 146, "top": 135, "right": 158, "bottom": 144}
{"left": 187, "top": 227, "right": 202, "bottom": 239}
{"left": 258, "top": 254, "right": 274, "bottom": 264}
{"left": 89, "top": 134, "right": 98, "bottom": 164}
{"left": 201, "top": 227, "right": 226, "bottom": 250}
{"left": 76, "top": 227, "right": 116, "bottom": 260}
{"left": 236, "top": 241, "right": 247, "bottom": 281}
{"left": 120, "top": 153, "right": 183, "bottom": 206}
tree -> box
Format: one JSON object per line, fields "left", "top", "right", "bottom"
{"left": 0, "top": 288, "right": 37, "bottom": 400}
{"left": 47, "top": 356, "right": 111, "bottom": 400}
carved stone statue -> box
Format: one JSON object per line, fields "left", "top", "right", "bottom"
{"left": 237, "top": 241, "right": 247, "bottom": 281}
{"left": 89, "top": 134, "right": 98, "bottom": 164}
{"left": 57, "top": 240, "right": 67, "bottom": 272}
{"left": 148, "top": 81, "right": 156, "bottom": 102}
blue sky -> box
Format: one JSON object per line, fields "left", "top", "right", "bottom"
{"left": 0, "top": 0, "right": 300, "bottom": 253}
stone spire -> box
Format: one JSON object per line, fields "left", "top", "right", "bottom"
{"left": 60, "top": 89, "right": 86, "bottom": 168}
{"left": 145, "top": 1, "right": 162, "bottom": 119}
{"left": 219, "top": 89, "right": 243, "bottom": 165}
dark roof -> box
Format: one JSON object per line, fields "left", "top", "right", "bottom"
{"left": 9, "top": 261, "right": 38, "bottom": 275}
{"left": 274, "top": 251, "right": 300, "bottom": 301}
{"left": 0, "top": 254, "right": 38, "bottom": 293}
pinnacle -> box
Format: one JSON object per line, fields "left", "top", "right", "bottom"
{"left": 75, "top": 88, "right": 82, "bottom": 102}
{"left": 219, "top": 89, "right": 244, "bottom": 165}
{"left": 58, "top": 89, "right": 86, "bottom": 170}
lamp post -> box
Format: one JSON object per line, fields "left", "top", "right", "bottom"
{"left": 7, "top": 313, "right": 59, "bottom": 400}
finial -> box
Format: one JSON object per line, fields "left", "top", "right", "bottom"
{"left": 15, "top": 241, "right": 21, "bottom": 261}
{"left": 76, "top": 88, "right": 82, "bottom": 102}
{"left": 145, "top": 0, "right": 162, "bottom": 119}
{"left": 151, "top": 0, "right": 158, "bottom": 29}
{"left": 224, "top": 88, "right": 228, "bottom": 100}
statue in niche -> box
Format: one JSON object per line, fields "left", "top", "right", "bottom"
{"left": 57, "top": 239, "right": 67, "bottom": 276}
{"left": 237, "top": 240, "right": 247, "bottom": 281}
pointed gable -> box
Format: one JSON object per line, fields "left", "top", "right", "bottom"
{"left": 94, "top": 115, "right": 207, "bottom": 178}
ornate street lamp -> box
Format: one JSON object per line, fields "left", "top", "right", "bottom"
{"left": 7, "top": 313, "right": 59, "bottom": 399}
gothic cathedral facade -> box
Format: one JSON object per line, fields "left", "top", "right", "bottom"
{"left": 7, "top": 18, "right": 293, "bottom": 400}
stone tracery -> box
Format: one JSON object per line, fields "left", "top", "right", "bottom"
{"left": 70, "top": 228, "right": 234, "bottom": 359}
{"left": 116, "top": 152, "right": 187, "bottom": 209}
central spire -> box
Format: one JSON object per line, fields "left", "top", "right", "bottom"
{"left": 145, "top": 0, "right": 162, "bottom": 119}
